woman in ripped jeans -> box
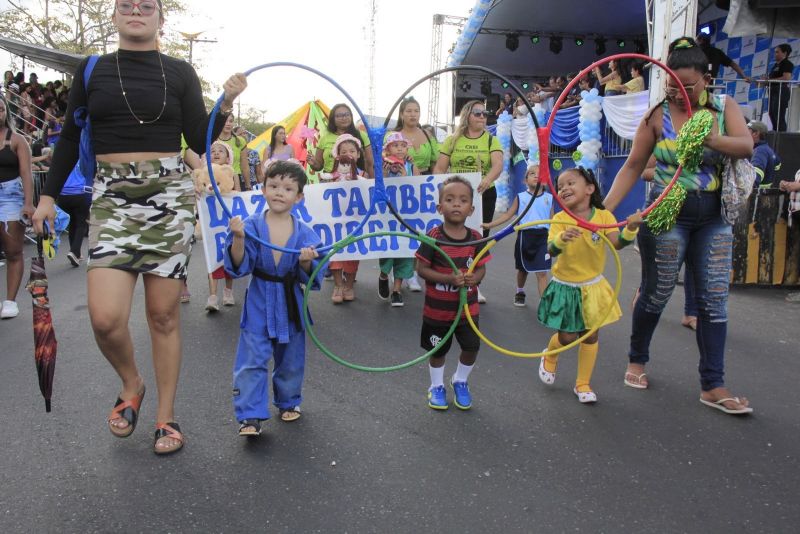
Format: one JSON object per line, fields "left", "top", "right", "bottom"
{"left": 604, "top": 37, "right": 754, "bottom": 414}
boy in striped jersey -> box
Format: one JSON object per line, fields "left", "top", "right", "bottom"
{"left": 416, "top": 176, "right": 492, "bottom": 410}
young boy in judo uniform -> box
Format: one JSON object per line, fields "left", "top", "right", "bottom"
{"left": 224, "top": 160, "right": 323, "bottom": 435}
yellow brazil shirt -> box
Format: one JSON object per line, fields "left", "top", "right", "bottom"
{"left": 318, "top": 130, "right": 371, "bottom": 173}
{"left": 440, "top": 131, "right": 502, "bottom": 180}
{"left": 624, "top": 76, "right": 645, "bottom": 93}
{"left": 548, "top": 208, "right": 618, "bottom": 283}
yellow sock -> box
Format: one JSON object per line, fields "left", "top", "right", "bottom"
{"left": 575, "top": 342, "right": 598, "bottom": 392}
{"left": 544, "top": 333, "right": 562, "bottom": 373}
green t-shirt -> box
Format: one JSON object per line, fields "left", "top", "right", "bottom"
{"left": 318, "top": 130, "right": 371, "bottom": 173}
{"left": 439, "top": 131, "right": 502, "bottom": 179}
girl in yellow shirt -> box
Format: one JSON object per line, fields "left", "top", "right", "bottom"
{"left": 537, "top": 167, "right": 641, "bottom": 403}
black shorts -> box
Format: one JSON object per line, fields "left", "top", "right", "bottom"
{"left": 421, "top": 320, "right": 480, "bottom": 356}
{"left": 514, "top": 228, "right": 551, "bottom": 273}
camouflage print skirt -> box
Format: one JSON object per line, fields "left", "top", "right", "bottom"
{"left": 88, "top": 157, "right": 195, "bottom": 279}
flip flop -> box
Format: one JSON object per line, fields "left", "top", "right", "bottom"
{"left": 699, "top": 397, "right": 753, "bottom": 415}
{"left": 108, "top": 385, "right": 145, "bottom": 438}
{"left": 624, "top": 372, "right": 648, "bottom": 389}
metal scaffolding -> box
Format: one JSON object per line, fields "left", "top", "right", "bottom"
{"left": 429, "top": 14, "right": 466, "bottom": 128}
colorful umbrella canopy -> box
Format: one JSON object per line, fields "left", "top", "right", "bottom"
{"left": 26, "top": 238, "right": 57, "bottom": 412}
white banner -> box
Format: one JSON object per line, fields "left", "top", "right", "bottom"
{"left": 601, "top": 91, "right": 652, "bottom": 141}
{"left": 197, "top": 173, "right": 483, "bottom": 273}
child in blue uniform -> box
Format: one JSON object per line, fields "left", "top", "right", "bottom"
{"left": 482, "top": 164, "right": 553, "bottom": 306}
{"left": 225, "top": 161, "right": 323, "bottom": 435}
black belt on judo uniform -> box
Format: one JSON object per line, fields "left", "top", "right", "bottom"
{"left": 252, "top": 268, "right": 301, "bottom": 326}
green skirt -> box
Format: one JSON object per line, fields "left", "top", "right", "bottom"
{"left": 537, "top": 275, "right": 621, "bottom": 333}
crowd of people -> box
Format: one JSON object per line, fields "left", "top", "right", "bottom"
{"left": 3, "top": 70, "right": 68, "bottom": 170}
{"left": 494, "top": 59, "right": 650, "bottom": 120}
{"left": 2, "top": 0, "right": 799, "bottom": 458}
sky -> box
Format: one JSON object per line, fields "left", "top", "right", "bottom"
{"left": 2, "top": 0, "right": 475, "bottom": 127}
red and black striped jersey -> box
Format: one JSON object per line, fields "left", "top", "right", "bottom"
{"left": 416, "top": 225, "right": 491, "bottom": 326}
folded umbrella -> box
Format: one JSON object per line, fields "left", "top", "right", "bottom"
{"left": 26, "top": 236, "right": 58, "bottom": 412}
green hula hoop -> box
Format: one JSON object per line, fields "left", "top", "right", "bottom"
{"left": 303, "top": 230, "right": 467, "bottom": 372}
{"left": 463, "top": 219, "right": 623, "bottom": 358}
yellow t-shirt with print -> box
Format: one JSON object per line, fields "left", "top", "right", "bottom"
{"left": 624, "top": 76, "right": 645, "bottom": 93}
{"left": 439, "top": 131, "right": 502, "bottom": 179}
{"left": 548, "top": 208, "right": 618, "bottom": 283}
{"left": 318, "top": 130, "right": 371, "bottom": 173}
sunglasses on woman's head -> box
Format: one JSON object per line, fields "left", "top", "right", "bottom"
{"left": 471, "top": 110, "right": 488, "bottom": 118}
{"left": 117, "top": 0, "right": 159, "bottom": 16}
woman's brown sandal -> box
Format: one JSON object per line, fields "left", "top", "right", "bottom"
{"left": 108, "top": 385, "right": 145, "bottom": 438}
{"left": 153, "top": 422, "right": 184, "bottom": 455}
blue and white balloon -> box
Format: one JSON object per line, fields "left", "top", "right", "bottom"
{"left": 574, "top": 88, "right": 603, "bottom": 170}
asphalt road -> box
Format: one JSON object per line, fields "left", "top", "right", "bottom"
{"left": 1, "top": 236, "right": 798, "bottom": 533}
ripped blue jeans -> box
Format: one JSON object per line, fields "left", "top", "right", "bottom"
{"left": 630, "top": 189, "right": 733, "bottom": 391}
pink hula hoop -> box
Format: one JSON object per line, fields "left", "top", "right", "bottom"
{"left": 536, "top": 53, "right": 693, "bottom": 232}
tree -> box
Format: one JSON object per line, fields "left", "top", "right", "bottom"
{"left": 0, "top": 0, "right": 188, "bottom": 55}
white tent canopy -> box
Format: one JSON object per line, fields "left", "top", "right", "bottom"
{"left": 0, "top": 36, "right": 84, "bottom": 75}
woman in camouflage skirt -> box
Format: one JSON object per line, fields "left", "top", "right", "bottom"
{"left": 32, "top": 0, "right": 247, "bottom": 454}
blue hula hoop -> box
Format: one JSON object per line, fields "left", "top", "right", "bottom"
{"left": 204, "top": 62, "right": 388, "bottom": 254}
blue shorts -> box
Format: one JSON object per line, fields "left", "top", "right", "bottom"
{"left": 514, "top": 228, "right": 551, "bottom": 273}
{"left": 0, "top": 178, "right": 24, "bottom": 224}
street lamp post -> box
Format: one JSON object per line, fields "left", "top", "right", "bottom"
{"left": 177, "top": 30, "right": 217, "bottom": 66}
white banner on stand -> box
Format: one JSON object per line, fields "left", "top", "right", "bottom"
{"left": 197, "top": 173, "right": 483, "bottom": 273}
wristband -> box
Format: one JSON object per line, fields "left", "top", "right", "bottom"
{"left": 553, "top": 232, "right": 567, "bottom": 251}
{"left": 621, "top": 226, "right": 639, "bottom": 242}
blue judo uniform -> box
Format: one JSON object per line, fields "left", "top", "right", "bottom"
{"left": 224, "top": 212, "right": 323, "bottom": 422}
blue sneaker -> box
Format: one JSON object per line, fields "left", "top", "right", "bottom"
{"left": 450, "top": 378, "right": 472, "bottom": 410}
{"left": 427, "top": 385, "right": 448, "bottom": 410}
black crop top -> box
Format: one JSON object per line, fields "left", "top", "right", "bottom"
{"left": 0, "top": 129, "right": 20, "bottom": 182}
{"left": 43, "top": 49, "right": 227, "bottom": 198}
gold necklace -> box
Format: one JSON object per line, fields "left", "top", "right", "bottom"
{"left": 115, "top": 49, "right": 167, "bottom": 125}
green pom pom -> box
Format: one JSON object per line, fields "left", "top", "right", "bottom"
{"left": 572, "top": 150, "right": 583, "bottom": 163}
{"left": 646, "top": 183, "right": 687, "bottom": 235}
{"left": 676, "top": 110, "right": 713, "bottom": 172}
{"left": 553, "top": 159, "right": 563, "bottom": 171}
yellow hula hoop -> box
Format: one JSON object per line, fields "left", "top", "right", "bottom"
{"left": 463, "top": 219, "right": 624, "bottom": 359}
